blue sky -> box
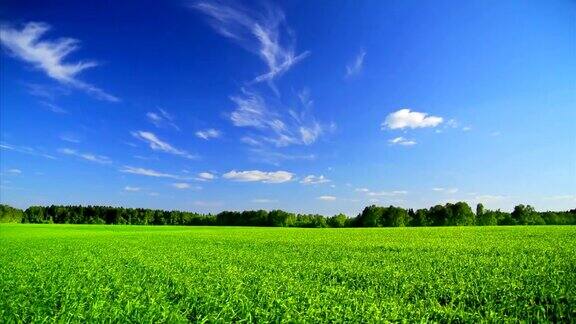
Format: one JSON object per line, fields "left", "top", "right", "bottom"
{"left": 1, "top": 0, "right": 574, "bottom": 215}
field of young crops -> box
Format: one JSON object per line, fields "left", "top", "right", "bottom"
{"left": 1, "top": 224, "right": 575, "bottom": 322}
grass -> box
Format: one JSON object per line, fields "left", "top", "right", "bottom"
{"left": 1, "top": 224, "right": 575, "bottom": 322}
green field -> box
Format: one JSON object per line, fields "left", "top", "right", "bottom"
{"left": 1, "top": 225, "right": 575, "bottom": 322}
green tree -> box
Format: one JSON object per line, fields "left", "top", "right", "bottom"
{"left": 357, "top": 205, "right": 383, "bottom": 227}
{"left": 268, "top": 210, "right": 296, "bottom": 227}
{"left": 449, "top": 202, "right": 475, "bottom": 226}
{"left": 328, "top": 213, "right": 348, "bottom": 227}
{"left": 382, "top": 206, "right": 408, "bottom": 227}
{"left": 0, "top": 204, "right": 24, "bottom": 223}
{"left": 512, "top": 205, "right": 544, "bottom": 225}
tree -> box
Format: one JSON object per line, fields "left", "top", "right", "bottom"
{"left": 1, "top": 202, "right": 574, "bottom": 228}
{"left": 428, "top": 205, "right": 449, "bottom": 226}
{"left": 449, "top": 202, "right": 475, "bottom": 226}
{"left": 0, "top": 205, "right": 24, "bottom": 223}
{"left": 328, "top": 213, "right": 348, "bottom": 228}
{"left": 511, "top": 205, "right": 544, "bottom": 225}
{"left": 478, "top": 210, "right": 498, "bottom": 226}
{"left": 382, "top": 206, "right": 408, "bottom": 227}
{"left": 268, "top": 210, "right": 296, "bottom": 227}
{"left": 24, "top": 206, "right": 46, "bottom": 223}
{"left": 357, "top": 205, "right": 383, "bottom": 227}
{"left": 411, "top": 209, "right": 430, "bottom": 226}
{"left": 476, "top": 203, "right": 484, "bottom": 217}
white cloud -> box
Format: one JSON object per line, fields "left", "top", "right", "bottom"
{"left": 367, "top": 190, "right": 408, "bottom": 197}
{"left": 196, "top": 172, "right": 216, "bottom": 181}
{"left": 252, "top": 198, "right": 277, "bottom": 203}
{"left": 120, "top": 166, "right": 180, "bottom": 179}
{"left": 230, "top": 89, "right": 328, "bottom": 147}
{"left": 383, "top": 109, "right": 443, "bottom": 130}
{"left": 41, "top": 102, "right": 67, "bottom": 114}
{"left": 248, "top": 148, "right": 316, "bottom": 165}
{"left": 223, "top": 170, "right": 293, "bottom": 183}
{"left": 543, "top": 195, "right": 576, "bottom": 202}
{"left": 388, "top": 137, "right": 417, "bottom": 146}
{"left": 432, "top": 187, "right": 459, "bottom": 194}
{"left": 0, "top": 22, "right": 118, "bottom": 102}
{"left": 59, "top": 133, "right": 81, "bottom": 143}
{"left": 462, "top": 126, "right": 472, "bottom": 131}
{"left": 230, "top": 89, "right": 277, "bottom": 129}
{"left": 317, "top": 195, "right": 336, "bottom": 201}
{"left": 124, "top": 186, "right": 141, "bottom": 192}
{"left": 193, "top": 200, "right": 223, "bottom": 207}
{"left": 240, "top": 136, "right": 262, "bottom": 146}
{"left": 300, "top": 175, "right": 330, "bottom": 185}
{"left": 26, "top": 83, "right": 69, "bottom": 100}
{"left": 196, "top": 128, "right": 221, "bottom": 140}
{"left": 7, "top": 169, "right": 22, "bottom": 175}
{"left": 355, "top": 188, "right": 370, "bottom": 192}
{"left": 193, "top": 4, "right": 328, "bottom": 147}
{"left": 172, "top": 183, "right": 191, "bottom": 189}
{"left": 131, "top": 131, "right": 197, "bottom": 159}
{"left": 146, "top": 109, "right": 179, "bottom": 130}
{"left": 193, "top": 1, "right": 309, "bottom": 85}
{"left": 1, "top": 142, "right": 56, "bottom": 159}
{"left": 299, "top": 123, "right": 322, "bottom": 145}
{"left": 346, "top": 49, "right": 366, "bottom": 77}
{"left": 58, "top": 148, "right": 111, "bottom": 164}
{"left": 446, "top": 119, "right": 458, "bottom": 128}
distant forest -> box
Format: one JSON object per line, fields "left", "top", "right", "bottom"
{"left": 1, "top": 202, "right": 575, "bottom": 227}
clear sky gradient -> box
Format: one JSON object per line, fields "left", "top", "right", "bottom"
{"left": 1, "top": 0, "right": 574, "bottom": 216}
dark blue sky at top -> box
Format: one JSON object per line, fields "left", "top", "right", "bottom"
{"left": 1, "top": 0, "right": 574, "bottom": 215}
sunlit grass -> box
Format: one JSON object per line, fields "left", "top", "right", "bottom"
{"left": 1, "top": 224, "right": 574, "bottom": 322}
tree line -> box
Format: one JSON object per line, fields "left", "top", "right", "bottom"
{"left": 1, "top": 202, "right": 575, "bottom": 227}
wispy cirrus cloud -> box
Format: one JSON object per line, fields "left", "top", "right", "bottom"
{"left": 193, "top": 1, "right": 309, "bottom": 87}
{"left": 230, "top": 88, "right": 330, "bottom": 147}
{"left": 543, "top": 195, "right": 576, "bottom": 202}
{"left": 25, "top": 83, "right": 70, "bottom": 100}
{"left": 432, "top": 187, "right": 459, "bottom": 194}
{"left": 345, "top": 49, "right": 366, "bottom": 78}
{"left": 194, "top": 2, "right": 331, "bottom": 153}
{"left": 58, "top": 148, "right": 112, "bottom": 164}
{"left": 124, "top": 186, "right": 141, "bottom": 192}
{"left": 131, "top": 131, "right": 197, "bottom": 160}
{"left": 382, "top": 109, "right": 443, "bottom": 130}
{"left": 248, "top": 149, "right": 316, "bottom": 165}
{"left": 146, "top": 109, "right": 179, "bottom": 130}
{"left": 223, "top": 170, "right": 293, "bottom": 183}
{"left": 317, "top": 195, "right": 336, "bottom": 201}
{"left": 0, "top": 142, "right": 56, "bottom": 160}
{"left": 40, "top": 101, "right": 68, "bottom": 114}
{"left": 240, "top": 136, "right": 262, "bottom": 146}
{"left": 195, "top": 128, "right": 221, "bottom": 140}
{"left": 119, "top": 166, "right": 181, "bottom": 179}
{"left": 0, "top": 22, "right": 119, "bottom": 102}
{"left": 367, "top": 190, "right": 408, "bottom": 197}
{"left": 59, "top": 133, "right": 81, "bottom": 143}
{"left": 388, "top": 136, "right": 417, "bottom": 146}
{"left": 356, "top": 189, "right": 407, "bottom": 197}
{"left": 252, "top": 198, "right": 277, "bottom": 203}
{"left": 300, "top": 175, "right": 330, "bottom": 185}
